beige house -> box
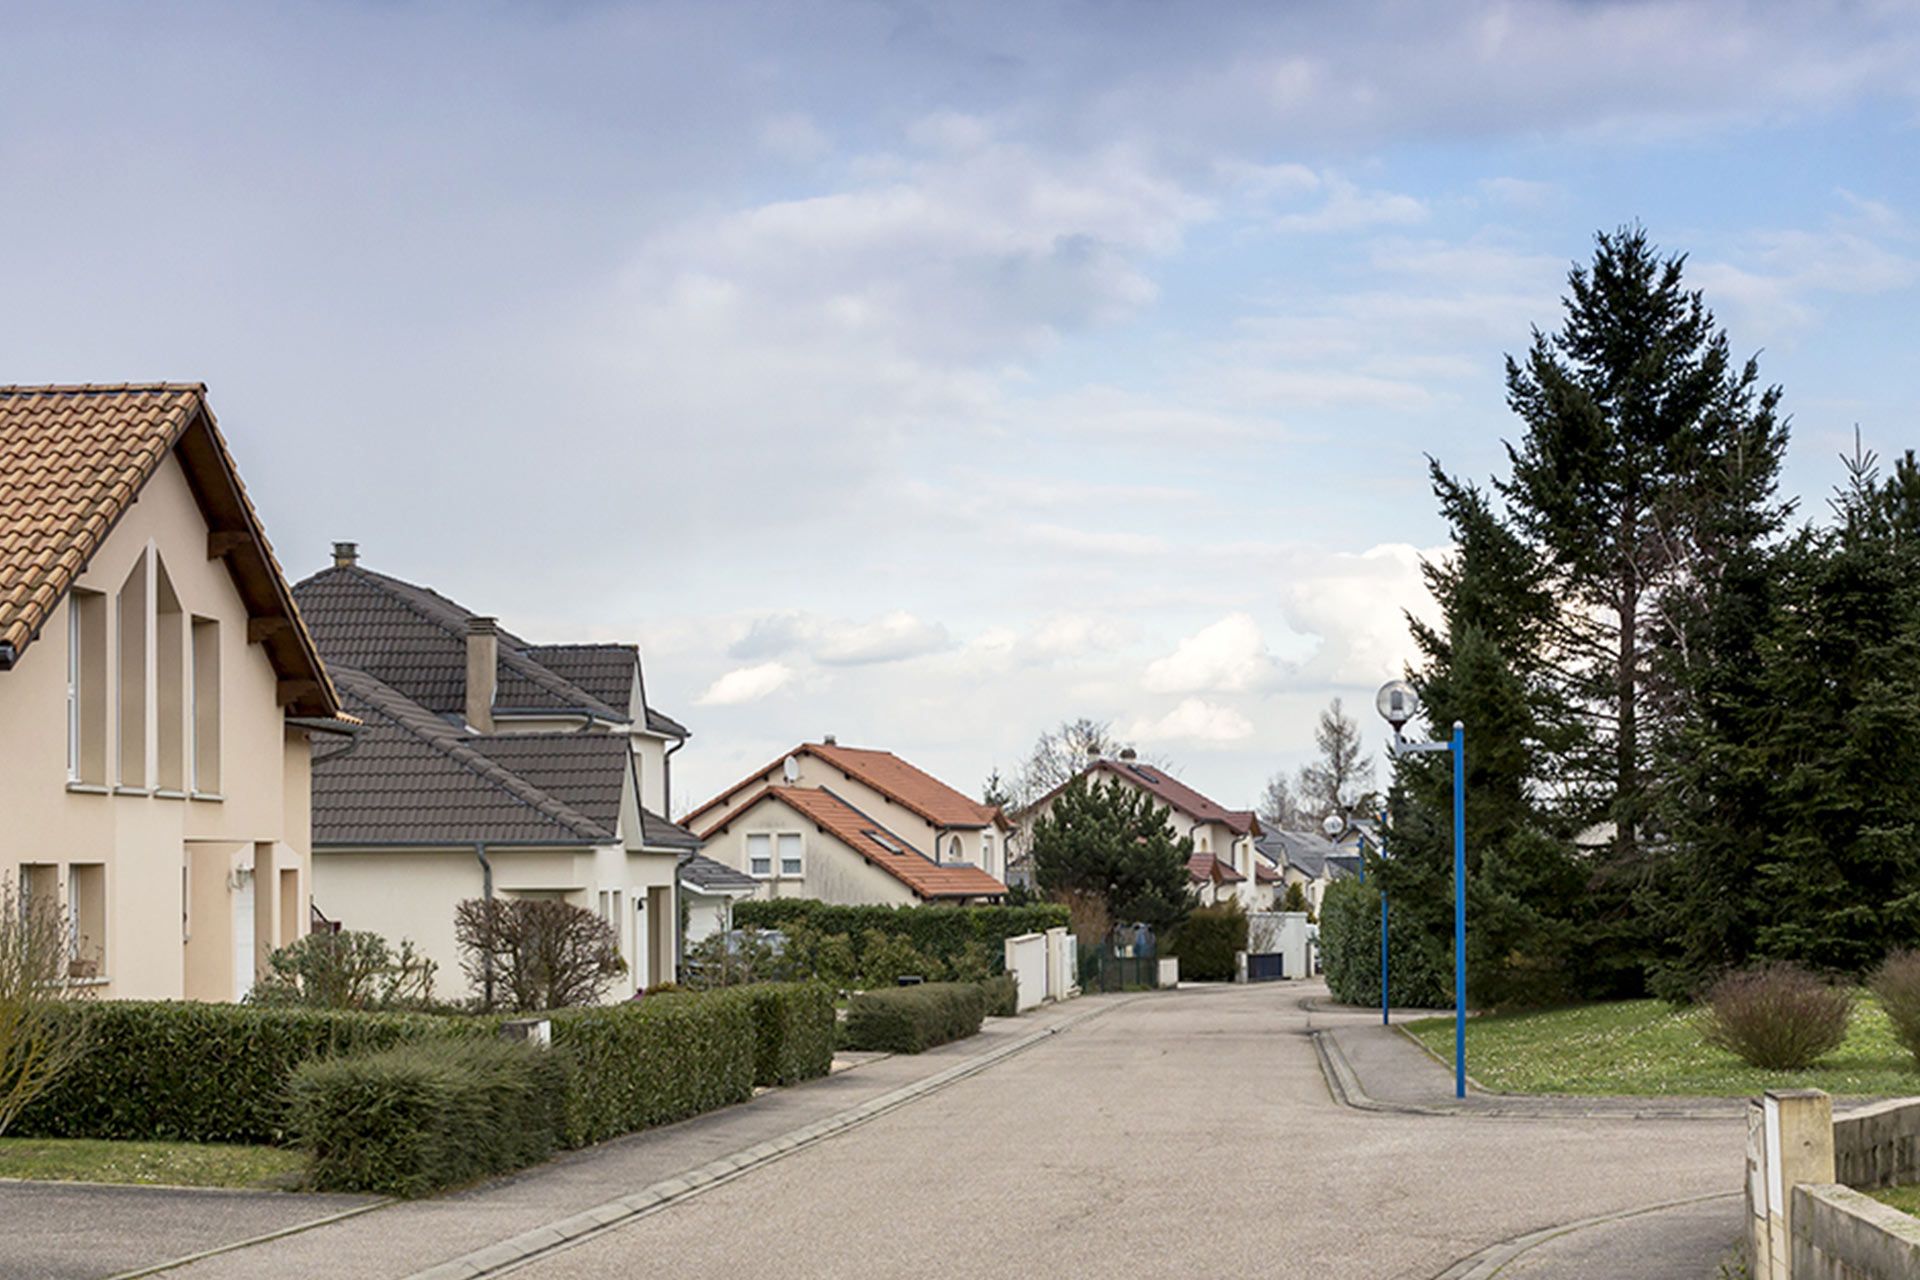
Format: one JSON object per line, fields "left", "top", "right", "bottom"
{"left": 292, "top": 547, "right": 702, "bottom": 999}
{"left": 686, "top": 740, "right": 1009, "bottom": 905}
{"left": 0, "top": 384, "right": 344, "bottom": 1001}
{"left": 1022, "top": 752, "right": 1267, "bottom": 909}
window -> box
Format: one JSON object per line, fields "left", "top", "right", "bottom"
{"left": 777, "top": 833, "right": 803, "bottom": 877}
{"left": 191, "top": 618, "right": 221, "bottom": 793}
{"left": 67, "top": 590, "right": 107, "bottom": 785}
{"left": 747, "top": 833, "right": 772, "bottom": 878}
{"left": 983, "top": 834, "right": 995, "bottom": 874}
{"left": 947, "top": 836, "right": 964, "bottom": 863}
{"left": 155, "top": 560, "right": 184, "bottom": 793}
{"left": 20, "top": 864, "right": 58, "bottom": 923}
{"left": 748, "top": 832, "right": 801, "bottom": 878}
{"left": 67, "top": 864, "right": 105, "bottom": 978}
{"left": 278, "top": 868, "right": 299, "bottom": 947}
{"left": 116, "top": 556, "right": 149, "bottom": 788}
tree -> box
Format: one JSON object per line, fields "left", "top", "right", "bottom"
{"left": 0, "top": 875, "right": 89, "bottom": 1136}
{"left": 981, "top": 768, "right": 1015, "bottom": 812}
{"left": 250, "top": 930, "right": 437, "bottom": 1010}
{"left": 454, "top": 898, "right": 626, "bottom": 1011}
{"left": 1295, "top": 698, "right": 1377, "bottom": 822}
{"left": 1279, "top": 881, "right": 1311, "bottom": 915}
{"left": 1014, "top": 717, "right": 1118, "bottom": 811}
{"left": 1258, "top": 772, "right": 1309, "bottom": 831}
{"left": 1030, "top": 774, "right": 1195, "bottom": 936}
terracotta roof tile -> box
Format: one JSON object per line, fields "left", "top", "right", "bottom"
{"left": 1036, "top": 760, "right": 1258, "bottom": 837}
{"left": 685, "top": 741, "right": 1010, "bottom": 833}
{"left": 697, "top": 786, "right": 1006, "bottom": 900}
{"left": 1185, "top": 851, "right": 1245, "bottom": 884}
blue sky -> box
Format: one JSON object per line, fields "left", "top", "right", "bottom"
{"left": 4, "top": 1, "right": 1916, "bottom": 814}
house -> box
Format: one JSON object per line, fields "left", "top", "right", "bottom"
{"left": 0, "top": 384, "right": 345, "bottom": 1001}
{"left": 291, "top": 545, "right": 701, "bottom": 999}
{"left": 1021, "top": 750, "right": 1265, "bottom": 909}
{"left": 1254, "top": 829, "right": 1359, "bottom": 916}
{"left": 686, "top": 739, "right": 1009, "bottom": 905}
{"left": 679, "top": 853, "right": 759, "bottom": 943}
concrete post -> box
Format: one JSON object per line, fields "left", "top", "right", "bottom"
{"left": 1759, "top": 1088, "right": 1835, "bottom": 1279}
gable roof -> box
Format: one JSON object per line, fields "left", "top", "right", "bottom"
{"left": 0, "top": 384, "right": 339, "bottom": 716}
{"left": 1186, "top": 850, "right": 1245, "bottom": 884}
{"left": 696, "top": 785, "right": 1006, "bottom": 900}
{"left": 679, "top": 853, "right": 758, "bottom": 895}
{"left": 526, "top": 643, "right": 691, "bottom": 740}
{"left": 1256, "top": 829, "right": 1345, "bottom": 880}
{"left": 1037, "top": 759, "right": 1259, "bottom": 838}
{"left": 685, "top": 741, "right": 1010, "bottom": 833}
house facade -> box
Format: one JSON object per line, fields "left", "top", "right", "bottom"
{"left": 1254, "top": 829, "right": 1357, "bottom": 916}
{"left": 0, "top": 384, "right": 343, "bottom": 1001}
{"left": 686, "top": 740, "right": 1009, "bottom": 905}
{"left": 292, "top": 547, "right": 701, "bottom": 999}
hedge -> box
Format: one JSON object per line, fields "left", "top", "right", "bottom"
{"left": 732, "top": 901, "right": 1068, "bottom": 976}
{"left": 977, "top": 973, "right": 1018, "bottom": 1018}
{"left": 1318, "top": 878, "right": 1450, "bottom": 1008}
{"left": 288, "top": 1037, "right": 567, "bottom": 1196}
{"left": 842, "top": 983, "right": 988, "bottom": 1053}
{"left": 1168, "top": 901, "right": 1247, "bottom": 982}
{"left": 11, "top": 1002, "right": 476, "bottom": 1144}
{"left": 740, "top": 983, "right": 836, "bottom": 1087}
{"left": 544, "top": 993, "right": 756, "bottom": 1147}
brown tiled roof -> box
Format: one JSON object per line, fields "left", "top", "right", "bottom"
{"left": 1034, "top": 760, "right": 1259, "bottom": 838}
{"left": 1186, "top": 851, "right": 1245, "bottom": 884}
{"left": 684, "top": 741, "right": 1011, "bottom": 833}
{"left": 0, "top": 384, "right": 339, "bottom": 716}
{"left": 696, "top": 786, "right": 1007, "bottom": 900}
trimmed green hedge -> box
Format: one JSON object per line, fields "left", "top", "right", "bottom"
{"left": 12, "top": 1002, "right": 476, "bottom": 1144}
{"left": 732, "top": 901, "right": 1068, "bottom": 976}
{"left": 288, "top": 1037, "right": 567, "bottom": 1196}
{"left": 843, "top": 983, "right": 988, "bottom": 1053}
{"left": 1319, "top": 878, "right": 1450, "bottom": 1008}
{"left": 545, "top": 994, "right": 756, "bottom": 1147}
{"left": 740, "top": 983, "right": 836, "bottom": 1086}
{"left": 977, "top": 974, "right": 1018, "bottom": 1018}
{"left": 1169, "top": 901, "right": 1248, "bottom": 982}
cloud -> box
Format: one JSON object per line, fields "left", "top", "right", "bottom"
{"left": 695, "top": 662, "right": 796, "bottom": 706}
{"left": 728, "top": 610, "right": 950, "bottom": 666}
{"left": 1271, "top": 175, "right": 1427, "bottom": 234}
{"left": 1144, "top": 613, "right": 1287, "bottom": 694}
{"left": 1124, "top": 697, "right": 1256, "bottom": 744}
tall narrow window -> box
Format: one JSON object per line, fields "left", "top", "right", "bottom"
{"left": 67, "top": 864, "right": 105, "bottom": 978}
{"left": 155, "top": 559, "right": 184, "bottom": 793}
{"left": 69, "top": 590, "right": 108, "bottom": 785}
{"left": 191, "top": 618, "right": 221, "bottom": 794}
{"left": 116, "top": 555, "right": 149, "bottom": 788}
{"left": 777, "top": 833, "right": 803, "bottom": 877}
{"left": 747, "top": 833, "right": 772, "bottom": 878}
{"left": 67, "top": 601, "right": 80, "bottom": 780}
{"left": 278, "top": 868, "right": 299, "bottom": 947}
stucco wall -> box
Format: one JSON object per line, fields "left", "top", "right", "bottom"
{"left": 699, "top": 795, "right": 920, "bottom": 907}
{"left": 0, "top": 453, "right": 310, "bottom": 1000}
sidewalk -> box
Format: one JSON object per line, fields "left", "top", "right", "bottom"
{"left": 34, "top": 995, "right": 1125, "bottom": 1280}
{"left": 1433, "top": 1193, "right": 1744, "bottom": 1279}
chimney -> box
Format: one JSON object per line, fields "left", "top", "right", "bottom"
{"left": 823, "top": 733, "right": 837, "bottom": 746}
{"left": 332, "top": 541, "right": 359, "bottom": 569}
{"left": 1119, "top": 747, "right": 1138, "bottom": 762}
{"left": 466, "top": 616, "right": 498, "bottom": 733}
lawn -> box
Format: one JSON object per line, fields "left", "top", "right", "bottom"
{"left": 1868, "top": 1183, "right": 1920, "bottom": 1217}
{"left": 1404, "top": 996, "right": 1920, "bottom": 1097}
{"left": 0, "top": 1137, "right": 308, "bottom": 1189}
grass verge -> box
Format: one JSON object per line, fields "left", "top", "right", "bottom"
{"left": 1405, "top": 996, "right": 1920, "bottom": 1097}
{"left": 0, "top": 1137, "right": 308, "bottom": 1189}
{"left": 1867, "top": 1183, "right": 1920, "bottom": 1217}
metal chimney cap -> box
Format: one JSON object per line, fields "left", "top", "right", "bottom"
{"left": 1118, "top": 747, "right": 1138, "bottom": 762}
{"left": 331, "top": 541, "right": 359, "bottom": 568}
{"left": 467, "top": 615, "right": 499, "bottom": 635}
{"left": 823, "top": 733, "right": 837, "bottom": 746}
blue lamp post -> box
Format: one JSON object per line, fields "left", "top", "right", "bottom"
{"left": 1377, "top": 680, "right": 1468, "bottom": 1100}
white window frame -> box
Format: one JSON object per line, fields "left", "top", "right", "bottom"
{"left": 777, "top": 832, "right": 803, "bottom": 878}
{"left": 746, "top": 832, "right": 773, "bottom": 879}
{"left": 66, "top": 602, "right": 81, "bottom": 781}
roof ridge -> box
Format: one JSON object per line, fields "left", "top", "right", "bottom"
{"left": 330, "top": 665, "right": 612, "bottom": 841}
{"left": 0, "top": 382, "right": 208, "bottom": 395}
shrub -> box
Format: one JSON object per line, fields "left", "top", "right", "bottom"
{"left": 843, "top": 983, "right": 987, "bottom": 1053}
{"left": 0, "top": 874, "right": 91, "bottom": 1137}
{"left": 741, "top": 983, "right": 836, "bottom": 1086}
{"left": 857, "top": 929, "right": 943, "bottom": 986}
{"left": 1168, "top": 900, "right": 1248, "bottom": 982}
{"left": 12, "top": 1002, "right": 473, "bottom": 1144}
{"left": 1317, "top": 878, "right": 1451, "bottom": 1008}
{"left": 455, "top": 898, "right": 625, "bottom": 1011}
{"left": 250, "top": 930, "right": 437, "bottom": 1011}
{"left": 977, "top": 974, "right": 1018, "bottom": 1018}
{"left": 544, "top": 992, "right": 756, "bottom": 1146}
{"left": 681, "top": 927, "right": 789, "bottom": 991}
{"left": 289, "top": 1037, "right": 567, "bottom": 1196}
{"left": 731, "top": 901, "right": 1068, "bottom": 977}
{"left": 1869, "top": 950, "right": 1920, "bottom": 1068}
{"left": 1703, "top": 964, "right": 1854, "bottom": 1070}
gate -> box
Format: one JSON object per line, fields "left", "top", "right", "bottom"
{"left": 1247, "top": 952, "right": 1286, "bottom": 982}
{"left": 1077, "top": 924, "right": 1159, "bottom": 993}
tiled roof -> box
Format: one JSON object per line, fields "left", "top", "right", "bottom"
{"left": 293, "top": 565, "right": 626, "bottom": 722}
{"left": 680, "top": 853, "right": 758, "bottom": 894}
{"left": 685, "top": 741, "right": 1010, "bottom": 833}
{"left": 1256, "top": 830, "right": 1344, "bottom": 880}
{"left": 1075, "top": 760, "right": 1259, "bottom": 837}
{"left": 530, "top": 643, "right": 690, "bottom": 740}
{"left": 1255, "top": 861, "right": 1280, "bottom": 884}
{"left": 1186, "top": 851, "right": 1245, "bottom": 884}
{"left": 0, "top": 384, "right": 338, "bottom": 716}
{"left": 697, "top": 786, "right": 1007, "bottom": 900}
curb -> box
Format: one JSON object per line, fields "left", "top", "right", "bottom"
{"left": 406, "top": 997, "right": 1133, "bottom": 1280}
{"left": 104, "top": 1197, "right": 393, "bottom": 1280}
{"left": 1428, "top": 1191, "right": 1741, "bottom": 1279}
{"left": 1311, "top": 1028, "right": 1452, "bottom": 1116}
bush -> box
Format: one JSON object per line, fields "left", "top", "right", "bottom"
{"left": 544, "top": 992, "right": 756, "bottom": 1146}
{"left": 288, "top": 1037, "right": 566, "bottom": 1196}
{"left": 11, "top": 1002, "right": 474, "bottom": 1144}
{"left": 857, "top": 929, "right": 943, "bottom": 986}
{"left": 1167, "top": 900, "right": 1248, "bottom": 982}
{"left": 977, "top": 974, "right": 1018, "bottom": 1018}
{"left": 455, "top": 898, "right": 625, "bottom": 1012}
{"left": 250, "top": 930, "right": 438, "bottom": 1011}
{"left": 1317, "top": 878, "right": 1452, "bottom": 1008}
{"left": 741, "top": 983, "right": 836, "bottom": 1086}
{"left": 1870, "top": 950, "right": 1920, "bottom": 1068}
{"left": 732, "top": 901, "right": 1068, "bottom": 978}
{"left": 843, "top": 983, "right": 988, "bottom": 1053}
{"left": 1703, "top": 964, "right": 1854, "bottom": 1070}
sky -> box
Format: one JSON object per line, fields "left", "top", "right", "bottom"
{"left": 4, "top": 1, "right": 1917, "bottom": 817}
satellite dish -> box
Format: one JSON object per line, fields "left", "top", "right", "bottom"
{"left": 782, "top": 755, "right": 800, "bottom": 784}
{"left": 1322, "top": 812, "right": 1344, "bottom": 840}
{"left": 1376, "top": 680, "right": 1417, "bottom": 729}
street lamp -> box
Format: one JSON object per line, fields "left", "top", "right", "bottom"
{"left": 1377, "top": 680, "right": 1468, "bottom": 1101}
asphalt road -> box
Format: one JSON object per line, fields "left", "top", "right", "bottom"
{"left": 505, "top": 986, "right": 1746, "bottom": 1279}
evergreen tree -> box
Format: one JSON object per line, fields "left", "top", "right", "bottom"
{"left": 1030, "top": 775, "right": 1196, "bottom": 935}
{"left": 1296, "top": 698, "right": 1378, "bottom": 821}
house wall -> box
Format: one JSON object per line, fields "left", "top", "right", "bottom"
{"left": 0, "top": 452, "right": 311, "bottom": 1001}
{"left": 699, "top": 796, "right": 921, "bottom": 907}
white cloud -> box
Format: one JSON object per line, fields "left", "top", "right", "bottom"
{"left": 1271, "top": 175, "right": 1427, "bottom": 234}
{"left": 1144, "top": 613, "right": 1287, "bottom": 694}
{"left": 1124, "top": 697, "right": 1256, "bottom": 744}
{"left": 695, "top": 662, "right": 796, "bottom": 706}
{"left": 729, "top": 610, "right": 950, "bottom": 666}
{"left": 759, "top": 112, "right": 831, "bottom": 162}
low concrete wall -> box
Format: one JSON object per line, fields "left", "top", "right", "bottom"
{"left": 1791, "top": 1184, "right": 1920, "bottom": 1279}
{"left": 1157, "top": 957, "right": 1178, "bottom": 988}
{"left": 1834, "top": 1099, "right": 1920, "bottom": 1192}
{"left": 1005, "top": 932, "right": 1047, "bottom": 1012}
